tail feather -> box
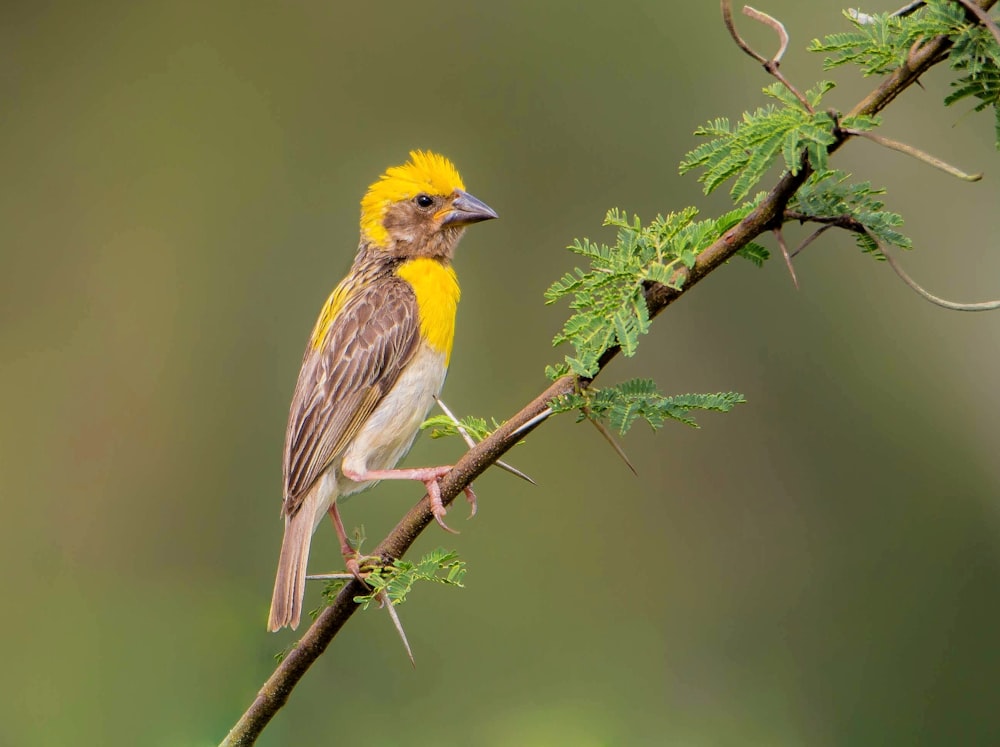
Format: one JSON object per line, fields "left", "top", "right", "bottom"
{"left": 268, "top": 507, "right": 315, "bottom": 631}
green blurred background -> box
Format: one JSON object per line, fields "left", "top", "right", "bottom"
{"left": 3, "top": 1, "right": 999, "bottom": 744}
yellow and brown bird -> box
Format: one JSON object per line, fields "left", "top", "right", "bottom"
{"left": 268, "top": 151, "right": 497, "bottom": 631}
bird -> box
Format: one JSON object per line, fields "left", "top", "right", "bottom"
{"left": 268, "top": 151, "right": 497, "bottom": 631}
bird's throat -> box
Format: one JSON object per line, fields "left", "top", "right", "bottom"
{"left": 396, "top": 258, "right": 460, "bottom": 364}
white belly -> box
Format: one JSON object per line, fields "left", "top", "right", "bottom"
{"left": 337, "top": 343, "right": 448, "bottom": 498}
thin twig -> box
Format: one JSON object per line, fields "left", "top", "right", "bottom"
{"left": 784, "top": 211, "right": 865, "bottom": 231}
{"left": 787, "top": 211, "right": 1000, "bottom": 311}
{"left": 893, "top": 1, "right": 927, "bottom": 17}
{"left": 953, "top": 0, "right": 1000, "bottom": 47}
{"left": 876, "top": 236, "right": 1000, "bottom": 311}
{"left": 721, "top": 0, "right": 767, "bottom": 62}
{"left": 789, "top": 224, "right": 835, "bottom": 258}
{"left": 843, "top": 128, "right": 984, "bottom": 181}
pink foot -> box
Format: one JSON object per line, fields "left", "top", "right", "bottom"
{"left": 343, "top": 464, "right": 478, "bottom": 533}
{"left": 328, "top": 502, "right": 367, "bottom": 582}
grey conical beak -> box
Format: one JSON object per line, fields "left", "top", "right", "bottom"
{"left": 442, "top": 190, "right": 498, "bottom": 226}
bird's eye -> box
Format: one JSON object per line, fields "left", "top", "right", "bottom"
{"left": 415, "top": 194, "right": 434, "bottom": 208}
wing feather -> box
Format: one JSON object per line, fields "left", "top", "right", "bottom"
{"left": 282, "top": 276, "right": 420, "bottom": 516}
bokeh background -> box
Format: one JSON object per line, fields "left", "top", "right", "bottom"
{"left": 3, "top": 1, "right": 999, "bottom": 744}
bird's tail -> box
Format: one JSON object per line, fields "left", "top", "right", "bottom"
{"left": 267, "top": 504, "right": 317, "bottom": 632}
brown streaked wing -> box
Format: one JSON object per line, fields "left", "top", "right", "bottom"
{"left": 282, "top": 276, "right": 420, "bottom": 517}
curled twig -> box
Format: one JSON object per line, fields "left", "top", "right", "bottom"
{"left": 721, "top": 0, "right": 767, "bottom": 63}
{"left": 721, "top": 0, "right": 813, "bottom": 111}
{"left": 843, "top": 128, "right": 984, "bottom": 181}
{"left": 876, "top": 235, "right": 1000, "bottom": 311}
{"left": 743, "top": 6, "right": 790, "bottom": 63}
{"left": 786, "top": 210, "right": 1000, "bottom": 311}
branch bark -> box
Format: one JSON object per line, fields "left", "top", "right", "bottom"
{"left": 220, "top": 2, "right": 997, "bottom": 743}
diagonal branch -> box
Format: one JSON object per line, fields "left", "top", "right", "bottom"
{"left": 220, "top": 1, "right": 998, "bottom": 743}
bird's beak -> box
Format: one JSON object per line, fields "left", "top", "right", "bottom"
{"left": 441, "top": 190, "right": 498, "bottom": 226}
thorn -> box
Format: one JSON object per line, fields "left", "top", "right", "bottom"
{"left": 789, "top": 224, "right": 834, "bottom": 259}
{"left": 378, "top": 590, "right": 415, "bottom": 667}
{"left": 433, "top": 395, "right": 537, "bottom": 485}
{"left": 305, "top": 573, "right": 356, "bottom": 581}
{"left": 585, "top": 409, "right": 638, "bottom": 476}
{"left": 496, "top": 460, "right": 537, "bottom": 485}
{"left": 508, "top": 408, "right": 553, "bottom": 440}
{"left": 773, "top": 228, "right": 799, "bottom": 290}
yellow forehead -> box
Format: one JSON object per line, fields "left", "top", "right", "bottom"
{"left": 360, "top": 150, "right": 466, "bottom": 246}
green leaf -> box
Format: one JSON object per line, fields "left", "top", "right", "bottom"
{"left": 736, "top": 242, "right": 770, "bottom": 267}
{"left": 682, "top": 82, "right": 840, "bottom": 201}
{"left": 810, "top": 1, "right": 998, "bottom": 148}
{"left": 552, "top": 379, "right": 746, "bottom": 435}
{"left": 420, "top": 414, "right": 501, "bottom": 442}
{"left": 788, "top": 169, "right": 911, "bottom": 257}
{"left": 347, "top": 549, "right": 467, "bottom": 610}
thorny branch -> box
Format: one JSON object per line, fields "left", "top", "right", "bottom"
{"left": 220, "top": 1, "right": 999, "bottom": 744}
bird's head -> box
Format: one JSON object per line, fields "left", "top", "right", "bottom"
{"left": 359, "top": 150, "right": 497, "bottom": 259}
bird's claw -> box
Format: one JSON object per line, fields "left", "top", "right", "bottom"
{"left": 464, "top": 484, "right": 477, "bottom": 519}
{"left": 427, "top": 477, "right": 459, "bottom": 534}
{"left": 344, "top": 554, "right": 371, "bottom": 584}
{"left": 426, "top": 475, "right": 477, "bottom": 532}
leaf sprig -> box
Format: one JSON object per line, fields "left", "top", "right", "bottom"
{"left": 788, "top": 169, "right": 911, "bottom": 256}
{"left": 420, "top": 414, "right": 501, "bottom": 442}
{"left": 318, "top": 549, "right": 467, "bottom": 612}
{"left": 811, "top": 2, "right": 971, "bottom": 76}
{"left": 679, "top": 81, "right": 880, "bottom": 202}
{"left": 552, "top": 379, "right": 746, "bottom": 435}
{"left": 545, "top": 205, "right": 766, "bottom": 379}
{"left": 811, "top": 1, "right": 1000, "bottom": 148}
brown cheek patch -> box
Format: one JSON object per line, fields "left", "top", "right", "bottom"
{"left": 382, "top": 202, "right": 435, "bottom": 233}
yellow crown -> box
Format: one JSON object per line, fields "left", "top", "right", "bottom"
{"left": 360, "top": 151, "right": 466, "bottom": 247}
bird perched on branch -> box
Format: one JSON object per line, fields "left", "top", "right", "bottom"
{"left": 268, "top": 151, "right": 497, "bottom": 631}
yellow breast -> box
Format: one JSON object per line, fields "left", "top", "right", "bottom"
{"left": 396, "top": 257, "right": 461, "bottom": 364}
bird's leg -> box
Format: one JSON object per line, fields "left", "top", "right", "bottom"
{"left": 341, "top": 465, "right": 476, "bottom": 533}
{"left": 328, "top": 501, "right": 365, "bottom": 581}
